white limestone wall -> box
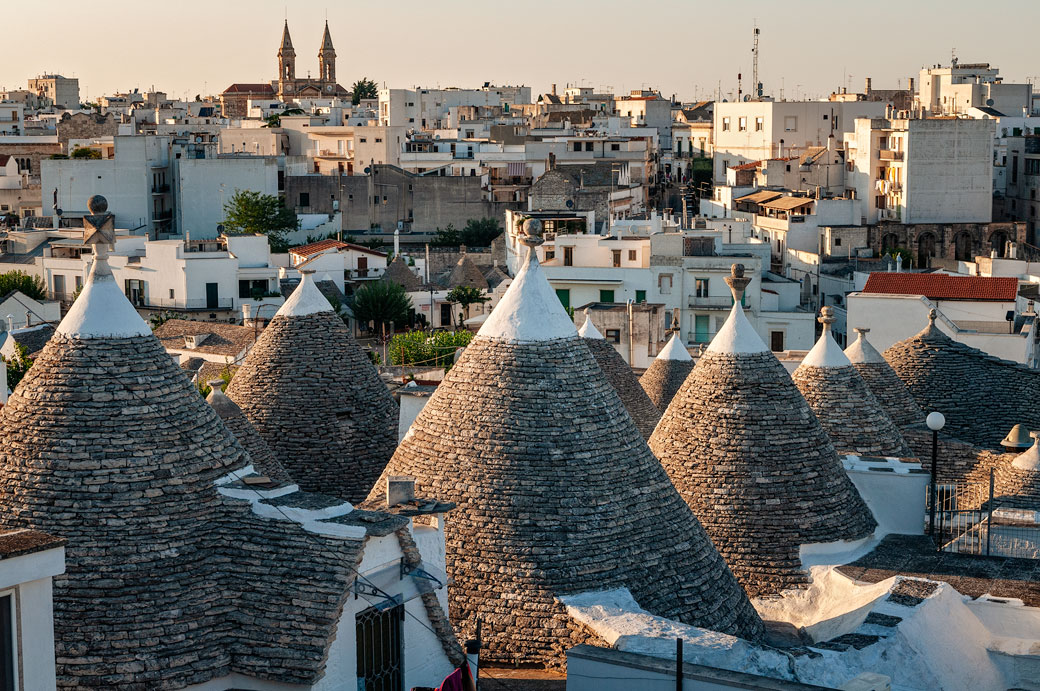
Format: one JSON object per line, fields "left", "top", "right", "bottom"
{"left": 0, "top": 547, "right": 64, "bottom": 691}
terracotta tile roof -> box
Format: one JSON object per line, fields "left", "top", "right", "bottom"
{"left": 0, "top": 154, "right": 10, "bottom": 167}
{"left": 155, "top": 319, "right": 257, "bottom": 358}
{"left": 730, "top": 160, "right": 762, "bottom": 171}
{"left": 289, "top": 238, "right": 387, "bottom": 258}
{"left": 862, "top": 273, "right": 1018, "bottom": 301}
{"left": 222, "top": 83, "right": 276, "bottom": 94}
{"left": 735, "top": 190, "right": 783, "bottom": 204}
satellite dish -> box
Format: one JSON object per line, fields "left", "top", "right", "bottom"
{"left": 986, "top": 98, "right": 995, "bottom": 107}
{"left": 743, "top": 94, "right": 751, "bottom": 102}
{"left": 55, "top": 208, "right": 63, "bottom": 216}
{"left": 565, "top": 199, "right": 574, "bottom": 209}
{"left": 364, "top": 167, "right": 371, "bottom": 174}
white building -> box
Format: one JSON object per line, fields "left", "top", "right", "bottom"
{"left": 378, "top": 85, "right": 531, "bottom": 129}
{"left": 0, "top": 103, "right": 25, "bottom": 136}
{"left": 0, "top": 529, "right": 65, "bottom": 690}
{"left": 917, "top": 61, "right": 1033, "bottom": 117}
{"left": 712, "top": 100, "right": 887, "bottom": 183}
{"left": 844, "top": 115, "right": 994, "bottom": 224}
{"left": 285, "top": 238, "right": 388, "bottom": 296}
{"left": 847, "top": 272, "right": 1036, "bottom": 364}
{"left": 27, "top": 74, "right": 80, "bottom": 109}
{"left": 176, "top": 156, "right": 281, "bottom": 238}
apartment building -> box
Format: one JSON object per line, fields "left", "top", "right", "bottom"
{"left": 378, "top": 85, "right": 532, "bottom": 129}
{"left": 917, "top": 61, "right": 1033, "bottom": 117}
{"left": 0, "top": 102, "right": 25, "bottom": 136}
{"left": 27, "top": 74, "right": 80, "bottom": 109}
{"left": 712, "top": 100, "right": 886, "bottom": 183}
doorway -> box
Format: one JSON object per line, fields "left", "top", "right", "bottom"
{"left": 356, "top": 603, "right": 403, "bottom": 691}
{"left": 206, "top": 283, "right": 218, "bottom": 309}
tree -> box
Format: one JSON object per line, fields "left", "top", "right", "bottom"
{"left": 432, "top": 223, "right": 461, "bottom": 247}
{"left": 0, "top": 271, "right": 47, "bottom": 301}
{"left": 2, "top": 342, "right": 33, "bottom": 390}
{"left": 351, "top": 280, "right": 412, "bottom": 335}
{"left": 445, "top": 285, "right": 489, "bottom": 325}
{"left": 262, "top": 107, "right": 305, "bottom": 128}
{"left": 221, "top": 189, "right": 299, "bottom": 253}
{"left": 460, "top": 218, "right": 503, "bottom": 247}
{"left": 70, "top": 147, "right": 101, "bottom": 160}
{"left": 351, "top": 78, "right": 378, "bottom": 105}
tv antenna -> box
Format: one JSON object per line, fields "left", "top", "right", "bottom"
{"left": 751, "top": 21, "right": 761, "bottom": 99}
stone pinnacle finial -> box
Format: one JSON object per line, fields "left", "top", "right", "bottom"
{"left": 853, "top": 327, "right": 870, "bottom": 335}
{"left": 299, "top": 268, "right": 316, "bottom": 276}
{"left": 928, "top": 308, "right": 937, "bottom": 325}
{"left": 207, "top": 379, "right": 225, "bottom": 391}
{"left": 519, "top": 218, "right": 544, "bottom": 249}
{"left": 818, "top": 306, "right": 836, "bottom": 330}
{"left": 82, "top": 195, "right": 116, "bottom": 265}
{"left": 723, "top": 263, "right": 750, "bottom": 303}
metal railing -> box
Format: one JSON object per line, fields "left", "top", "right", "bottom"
{"left": 931, "top": 470, "right": 1040, "bottom": 559}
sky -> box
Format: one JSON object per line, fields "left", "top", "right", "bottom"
{"left": 3, "top": 0, "right": 1039, "bottom": 104}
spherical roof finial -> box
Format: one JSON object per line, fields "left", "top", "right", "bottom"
{"left": 87, "top": 195, "right": 108, "bottom": 215}
{"left": 519, "top": 218, "right": 544, "bottom": 248}
{"left": 819, "top": 306, "right": 836, "bottom": 327}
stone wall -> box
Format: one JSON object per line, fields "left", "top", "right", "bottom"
{"left": 870, "top": 221, "right": 1026, "bottom": 265}
{"left": 57, "top": 112, "right": 119, "bottom": 153}
{"left": 0, "top": 142, "right": 61, "bottom": 181}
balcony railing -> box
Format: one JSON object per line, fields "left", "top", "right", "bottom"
{"left": 687, "top": 295, "right": 733, "bottom": 308}
{"left": 133, "top": 297, "right": 235, "bottom": 310}
{"left": 153, "top": 209, "right": 173, "bottom": 220}
{"left": 151, "top": 184, "right": 170, "bottom": 194}
{"left": 878, "top": 150, "right": 904, "bottom": 161}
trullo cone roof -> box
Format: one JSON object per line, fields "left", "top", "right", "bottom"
{"left": 0, "top": 232, "right": 370, "bottom": 687}
{"left": 207, "top": 383, "right": 292, "bottom": 484}
{"left": 792, "top": 309, "right": 913, "bottom": 457}
{"left": 884, "top": 310, "right": 1040, "bottom": 449}
{"left": 649, "top": 265, "right": 876, "bottom": 597}
{"left": 226, "top": 271, "right": 398, "bottom": 502}
{"left": 579, "top": 313, "right": 662, "bottom": 439}
{"left": 368, "top": 225, "right": 763, "bottom": 665}
{"left": 844, "top": 328, "right": 925, "bottom": 429}
{"left": 639, "top": 332, "right": 695, "bottom": 412}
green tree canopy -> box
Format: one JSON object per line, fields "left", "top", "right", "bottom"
{"left": 388, "top": 329, "right": 473, "bottom": 371}
{"left": 351, "top": 280, "right": 412, "bottom": 333}
{"left": 351, "top": 78, "right": 378, "bottom": 105}
{"left": 445, "top": 285, "right": 490, "bottom": 324}
{"left": 262, "top": 107, "right": 305, "bottom": 128}
{"left": 432, "top": 218, "right": 502, "bottom": 248}
{"left": 0, "top": 271, "right": 47, "bottom": 301}
{"left": 70, "top": 147, "right": 101, "bottom": 160}
{"left": 221, "top": 189, "right": 299, "bottom": 253}
{"left": 2, "top": 342, "right": 33, "bottom": 390}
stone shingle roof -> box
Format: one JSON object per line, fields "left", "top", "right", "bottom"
{"left": 844, "top": 329, "right": 924, "bottom": 429}
{"left": 792, "top": 311, "right": 914, "bottom": 457}
{"left": 639, "top": 333, "right": 694, "bottom": 412}
{"left": 445, "top": 254, "right": 489, "bottom": 291}
{"left": 5, "top": 324, "right": 54, "bottom": 359}
{"left": 207, "top": 386, "right": 292, "bottom": 485}
{"left": 154, "top": 319, "right": 256, "bottom": 358}
{"left": 382, "top": 255, "right": 422, "bottom": 291}
{"left": 367, "top": 227, "right": 763, "bottom": 665}
{"left": 884, "top": 312, "right": 1040, "bottom": 449}
{"left": 483, "top": 265, "right": 510, "bottom": 291}
{"left": 649, "top": 265, "right": 876, "bottom": 597}
{"left": 582, "top": 336, "right": 662, "bottom": 439}
{"left": 227, "top": 273, "right": 398, "bottom": 502}
{"left": 0, "top": 241, "right": 435, "bottom": 687}
{"left": 863, "top": 273, "right": 1018, "bottom": 301}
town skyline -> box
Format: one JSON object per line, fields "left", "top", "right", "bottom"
{"left": 4, "top": 0, "right": 1040, "bottom": 104}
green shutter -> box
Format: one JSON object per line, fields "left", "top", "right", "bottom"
{"left": 635, "top": 290, "right": 646, "bottom": 303}
{"left": 599, "top": 289, "right": 615, "bottom": 303}
{"left": 555, "top": 289, "right": 570, "bottom": 309}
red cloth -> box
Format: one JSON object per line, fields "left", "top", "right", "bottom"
{"left": 436, "top": 663, "right": 475, "bottom": 691}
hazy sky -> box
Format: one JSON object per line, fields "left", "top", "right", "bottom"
{"left": 4, "top": 0, "right": 1038, "bottom": 104}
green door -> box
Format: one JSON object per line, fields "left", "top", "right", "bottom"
{"left": 635, "top": 290, "right": 646, "bottom": 304}
{"left": 694, "top": 315, "right": 709, "bottom": 343}
{"left": 555, "top": 289, "right": 570, "bottom": 309}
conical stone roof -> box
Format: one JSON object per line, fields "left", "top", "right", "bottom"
{"left": 382, "top": 255, "right": 421, "bottom": 291}
{"left": 649, "top": 265, "right": 876, "bottom": 598}
{"left": 639, "top": 332, "right": 695, "bottom": 412}
{"left": 446, "top": 253, "right": 489, "bottom": 290}
{"left": 368, "top": 221, "right": 763, "bottom": 664}
{"left": 207, "top": 383, "right": 292, "bottom": 485}
{"left": 844, "top": 327, "right": 925, "bottom": 429}
{"left": 792, "top": 309, "right": 913, "bottom": 458}
{"left": 579, "top": 312, "right": 662, "bottom": 439}
{"left": 226, "top": 270, "right": 398, "bottom": 502}
{"left": 0, "top": 207, "right": 371, "bottom": 687}
{"left": 884, "top": 310, "right": 1040, "bottom": 449}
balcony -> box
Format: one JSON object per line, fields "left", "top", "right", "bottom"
{"left": 151, "top": 184, "right": 170, "bottom": 194}
{"left": 133, "top": 297, "right": 235, "bottom": 310}
{"left": 153, "top": 209, "right": 173, "bottom": 220}
{"left": 878, "top": 150, "right": 904, "bottom": 162}
{"left": 687, "top": 295, "right": 733, "bottom": 309}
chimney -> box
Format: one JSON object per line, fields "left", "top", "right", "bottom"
{"left": 5, "top": 315, "right": 12, "bottom": 332}
{"left": 24, "top": 310, "right": 30, "bottom": 328}
{"left": 241, "top": 303, "right": 252, "bottom": 324}
{"left": 908, "top": 77, "right": 915, "bottom": 93}
{"left": 865, "top": 77, "right": 872, "bottom": 94}
{"left": 551, "top": 83, "right": 557, "bottom": 96}
{"left": 386, "top": 475, "right": 416, "bottom": 506}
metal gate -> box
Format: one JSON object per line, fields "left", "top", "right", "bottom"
{"left": 356, "top": 603, "right": 403, "bottom": 691}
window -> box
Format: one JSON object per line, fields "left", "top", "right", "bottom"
{"left": 585, "top": 142, "right": 594, "bottom": 151}
{"left": 738, "top": 116, "right": 747, "bottom": 131}
{"left": 573, "top": 141, "right": 582, "bottom": 152}
{"left": 359, "top": 137, "right": 367, "bottom": 143}
{"left": 298, "top": 192, "right": 310, "bottom": 207}
{"left": 0, "top": 594, "right": 13, "bottom": 691}
{"left": 555, "top": 288, "right": 570, "bottom": 309}
{"left": 612, "top": 250, "right": 621, "bottom": 267}
{"left": 599, "top": 289, "right": 615, "bottom": 303}
{"left": 563, "top": 246, "right": 574, "bottom": 266}
{"left": 659, "top": 273, "right": 673, "bottom": 294}
{"left": 628, "top": 250, "right": 636, "bottom": 261}
{"left": 239, "top": 279, "right": 268, "bottom": 299}
{"left": 375, "top": 138, "right": 383, "bottom": 143}
{"left": 1026, "top": 159, "right": 1040, "bottom": 176}
{"left": 835, "top": 237, "right": 842, "bottom": 247}
{"left": 694, "top": 315, "right": 710, "bottom": 343}
{"left": 168, "top": 288, "right": 174, "bottom": 299}
{"left": 611, "top": 143, "right": 620, "bottom": 151}
{"left": 755, "top": 116, "right": 764, "bottom": 131}
{"left": 356, "top": 604, "right": 403, "bottom": 691}
{"left": 770, "top": 330, "right": 785, "bottom": 352}
{"left": 605, "top": 328, "right": 621, "bottom": 343}
{"left": 722, "top": 117, "right": 731, "bottom": 131}
{"left": 635, "top": 289, "right": 646, "bottom": 303}
{"left": 695, "top": 278, "right": 709, "bottom": 298}
{"left": 784, "top": 116, "right": 797, "bottom": 132}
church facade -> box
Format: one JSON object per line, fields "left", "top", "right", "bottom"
{"left": 220, "top": 21, "right": 350, "bottom": 117}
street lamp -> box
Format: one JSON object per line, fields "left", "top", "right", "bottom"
{"left": 926, "top": 411, "right": 946, "bottom": 538}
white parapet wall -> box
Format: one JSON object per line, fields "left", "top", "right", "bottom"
{"left": 842, "top": 455, "right": 930, "bottom": 537}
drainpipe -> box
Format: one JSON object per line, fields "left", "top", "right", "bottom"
{"left": 627, "top": 298, "right": 634, "bottom": 365}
